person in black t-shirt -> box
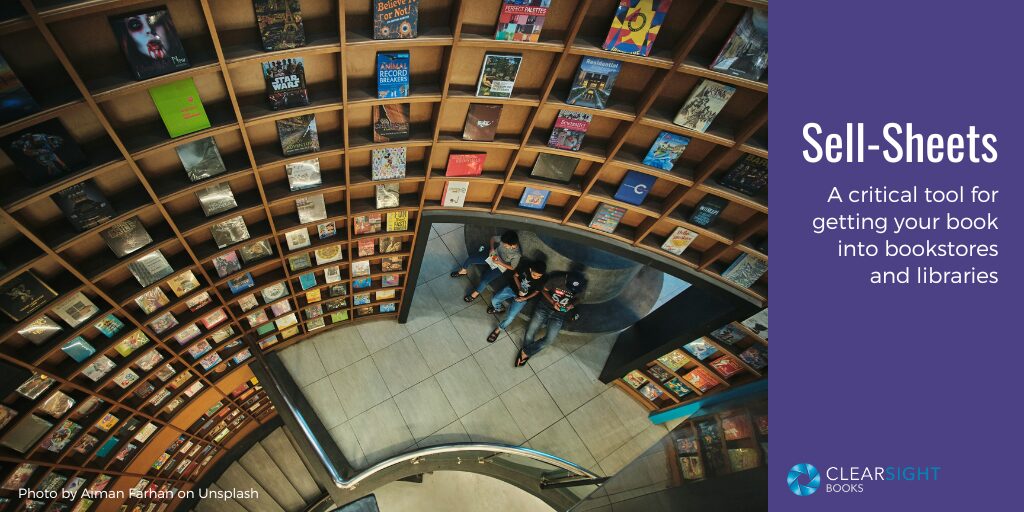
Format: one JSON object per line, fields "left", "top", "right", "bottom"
{"left": 485, "top": 260, "right": 547, "bottom": 343}
{"left": 515, "top": 271, "right": 587, "bottom": 367}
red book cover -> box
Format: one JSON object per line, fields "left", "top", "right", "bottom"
{"left": 710, "top": 355, "right": 743, "bottom": 378}
{"left": 445, "top": 153, "right": 486, "bottom": 176}
{"left": 720, "top": 415, "right": 753, "bottom": 440}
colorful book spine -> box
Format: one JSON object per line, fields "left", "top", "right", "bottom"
{"left": 602, "top": 0, "right": 672, "bottom": 56}
{"left": 377, "top": 51, "right": 410, "bottom": 98}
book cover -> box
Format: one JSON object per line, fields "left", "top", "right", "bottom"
{"left": 53, "top": 291, "right": 98, "bottom": 328}
{"left": 602, "top": 0, "right": 672, "bottom": 57}
{"left": 351, "top": 260, "right": 371, "bottom": 277}
{"left": 709, "top": 323, "right": 746, "bottom": 345}
{"left": 548, "top": 110, "right": 591, "bottom": 151}
{"left": 128, "top": 250, "right": 174, "bottom": 287}
{"left": 262, "top": 58, "right": 309, "bottom": 110}
{"left": 661, "top": 226, "right": 698, "bottom": 256}
{"left": 353, "top": 293, "right": 371, "bottom": 305}
{"left": 0, "top": 271, "right": 58, "bottom": 322}
{"left": 318, "top": 220, "right": 336, "bottom": 239}
{"left": 114, "top": 330, "right": 149, "bottom": 357}
{"left": 530, "top": 153, "right": 578, "bottom": 183}
{"left": 212, "top": 251, "right": 242, "bottom": 278}
{"left": 721, "top": 253, "right": 767, "bottom": 288}
{"left": 710, "top": 8, "right": 768, "bottom": 81}
{"left": 379, "top": 235, "right": 402, "bottom": 253}
{"left": 376, "top": 289, "right": 396, "bottom": 301}
{"left": 728, "top": 448, "right": 760, "bottom": 472}
{"left": 276, "top": 114, "right": 320, "bottom": 156}
{"left": 296, "top": 193, "right": 327, "bottom": 224}
{"left": 639, "top": 382, "right": 663, "bottom": 401}
{"left": 16, "top": 373, "right": 54, "bottom": 400}
{"left": 18, "top": 316, "right": 62, "bottom": 345}
{"left": 642, "top": 131, "right": 690, "bottom": 170}
{"left": 589, "top": 203, "right": 626, "bottom": 233}
{"left": 445, "top": 152, "right": 486, "bottom": 177}
{"left": 743, "top": 308, "right": 768, "bottom": 340}
{"left": 680, "top": 456, "right": 704, "bottom": 480}
{"left": 288, "top": 252, "right": 312, "bottom": 271}
{"left": 239, "top": 239, "right": 274, "bottom": 264}
{"left": 210, "top": 216, "right": 251, "bottom": 248}
{"left": 358, "top": 238, "right": 375, "bottom": 257}
{"left": 673, "top": 80, "right": 736, "bottom": 133}
{"left": 314, "top": 245, "right": 343, "bottom": 265}
{"left": 623, "top": 371, "right": 647, "bottom": 388}
{"left": 324, "top": 265, "right": 342, "bottom": 283}
{"left": 683, "top": 367, "right": 717, "bottom": 392}
{"left": 647, "top": 364, "right": 672, "bottom": 382}
{"left": 518, "top": 187, "right": 550, "bottom": 209}
{"left": 353, "top": 213, "right": 383, "bottom": 235}
{"left": 386, "top": 211, "right": 408, "bottom": 231}
{"left": 101, "top": 216, "right": 153, "bottom": 258}
{"left": 371, "top": 147, "right": 407, "bottom": 179}
{"left": 149, "top": 78, "right": 211, "bottom": 138}
{"left": 476, "top": 53, "right": 523, "bottom": 98}
{"left": 738, "top": 345, "right": 767, "bottom": 370}
{"left": 718, "top": 154, "right": 768, "bottom": 196}
{"left": 168, "top": 270, "right": 201, "bottom": 297}
{"left": 682, "top": 338, "right": 718, "bottom": 360}
{"left": 52, "top": 180, "right": 116, "bottom": 232}
{"left": 185, "top": 290, "right": 212, "bottom": 310}
{"left": 442, "top": 181, "right": 469, "bottom": 207}
{"left": 254, "top": 0, "right": 306, "bottom": 51}
{"left": 176, "top": 137, "right": 227, "bottom": 183}
{"left": 381, "top": 256, "right": 403, "bottom": 271}
{"left": 373, "top": 0, "right": 418, "bottom": 39}
{"left": 353, "top": 277, "right": 372, "bottom": 290}
{"left": 150, "top": 311, "right": 178, "bottom": 334}
{"left": 709, "top": 355, "right": 743, "bottom": 378}
{"left": 1, "top": 118, "right": 88, "bottom": 185}
{"left": 285, "top": 158, "right": 322, "bottom": 191}
{"left": 0, "top": 53, "right": 39, "bottom": 124}
{"left": 298, "top": 272, "right": 317, "bottom": 291}
{"left": 613, "top": 170, "right": 656, "bottom": 205}
{"left": 108, "top": 8, "right": 190, "bottom": 80}
{"left": 227, "top": 273, "right": 255, "bottom": 294}
{"left": 376, "top": 183, "right": 401, "bottom": 209}
{"left": 566, "top": 56, "right": 621, "bottom": 109}
{"left": 377, "top": 51, "right": 410, "bottom": 98}
{"left": 382, "top": 274, "right": 400, "bottom": 287}
{"left": 306, "top": 289, "right": 322, "bottom": 303}
{"left": 495, "top": 0, "right": 551, "bottom": 42}
{"left": 664, "top": 378, "right": 691, "bottom": 398}
{"left": 356, "top": 306, "right": 374, "bottom": 316}
{"left": 0, "top": 416, "right": 51, "bottom": 453}
{"left": 94, "top": 314, "right": 125, "bottom": 338}
{"left": 656, "top": 348, "right": 690, "bottom": 371}
{"left": 372, "top": 104, "right": 410, "bottom": 142}
{"left": 689, "top": 195, "right": 727, "bottom": 227}
{"left": 81, "top": 356, "right": 115, "bottom": 382}
{"left": 61, "top": 336, "right": 96, "bottom": 363}
{"left": 462, "top": 104, "right": 503, "bottom": 141}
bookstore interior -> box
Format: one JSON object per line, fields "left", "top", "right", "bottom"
{"left": 0, "top": 0, "right": 767, "bottom": 511}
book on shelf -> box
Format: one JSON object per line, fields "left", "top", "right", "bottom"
{"left": 276, "top": 313, "right": 298, "bottom": 329}
{"left": 720, "top": 253, "right": 767, "bottom": 288}
{"left": 1, "top": 118, "right": 88, "bottom": 186}
{"left": 150, "top": 311, "right": 179, "bottom": 334}
{"left": 286, "top": 158, "right": 322, "bottom": 191}
{"left": 661, "top": 226, "right": 698, "bottom": 255}
{"left": 108, "top": 8, "right": 190, "bottom": 80}
{"left": 376, "top": 183, "right": 401, "bottom": 209}
{"left": 277, "top": 114, "right": 320, "bottom": 156}
{"left": 709, "top": 323, "right": 745, "bottom": 345}
{"left": 354, "top": 214, "right": 383, "bottom": 234}
{"left": 52, "top": 180, "right": 116, "bottom": 232}
{"left": 314, "top": 245, "right": 344, "bottom": 265}
{"left": 238, "top": 294, "right": 259, "bottom": 312}
{"left": 613, "top": 170, "right": 656, "bottom": 205}
{"left": 639, "top": 382, "right": 663, "bottom": 401}
{"left": 589, "top": 203, "right": 626, "bottom": 233}
{"left": 128, "top": 250, "right": 174, "bottom": 287}
{"left": 566, "top": 57, "right": 621, "bottom": 109}
{"left": 372, "top": 147, "right": 407, "bottom": 180}
{"left": 679, "top": 456, "right": 704, "bottom": 480}
{"left": 0, "top": 271, "right": 58, "bottom": 322}
{"left": 168, "top": 270, "right": 201, "bottom": 297}
{"left": 93, "top": 314, "right": 125, "bottom": 338}
{"left": 212, "top": 251, "right": 242, "bottom": 278}
{"left": 176, "top": 137, "right": 228, "bottom": 182}
{"left": 18, "top": 316, "right": 62, "bottom": 345}
{"left": 52, "top": 291, "right": 98, "bottom": 328}
{"left": 134, "top": 349, "right": 165, "bottom": 373}
{"left": 380, "top": 235, "right": 402, "bottom": 253}
{"left": 682, "top": 338, "right": 718, "bottom": 361}
{"left": 386, "top": 211, "right": 408, "bottom": 231}
{"left": 284, "top": 228, "right": 311, "bottom": 250}
{"left": 683, "top": 367, "right": 717, "bottom": 392}
{"left": 442, "top": 181, "right": 469, "bottom": 207}
{"left": 288, "top": 252, "right": 312, "bottom": 271}
{"left": 210, "top": 215, "right": 251, "bottom": 248}
{"left": 548, "top": 110, "right": 591, "bottom": 151}
{"left": 0, "top": 53, "right": 39, "bottom": 124}
{"left": 376, "top": 289, "right": 396, "bottom": 301}
{"left": 518, "top": 187, "right": 550, "bottom": 210}
{"left": 664, "top": 378, "right": 691, "bottom": 398}
{"left": 353, "top": 277, "right": 372, "bottom": 290}
{"left": 373, "top": 0, "right": 419, "bottom": 39}
{"left": 495, "top": 0, "right": 551, "bottom": 42}
{"left": 356, "top": 306, "right": 375, "bottom": 316}
{"left": 743, "top": 308, "right": 767, "bottom": 340}
{"left": 382, "top": 274, "right": 400, "bottom": 287}
{"left": 377, "top": 51, "right": 410, "bottom": 98}
{"left": 381, "top": 256, "right": 403, "bottom": 272}
{"left": 351, "top": 260, "right": 371, "bottom": 278}
{"left": 114, "top": 330, "right": 149, "bottom": 357}
{"left": 353, "top": 293, "right": 371, "bottom": 306}
{"left": 0, "top": 415, "right": 52, "bottom": 453}
{"left": 149, "top": 78, "right": 211, "bottom": 138}
{"left": 324, "top": 265, "right": 342, "bottom": 283}
{"left": 16, "top": 373, "right": 54, "bottom": 399}
{"left": 306, "top": 289, "right": 322, "bottom": 303}
{"left": 674, "top": 80, "right": 736, "bottom": 133}
{"left": 728, "top": 448, "right": 760, "bottom": 472}
{"left": 646, "top": 364, "right": 672, "bottom": 382}
{"left": 373, "top": 104, "right": 411, "bottom": 142}
{"left": 186, "top": 291, "right": 212, "bottom": 311}
{"left": 689, "top": 195, "right": 727, "bottom": 227}
{"left": 358, "top": 238, "right": 375, "bottom": 257}
{"left": 602, "top": 0, "right": 671, "bottom": 56}
{"left": 114, "top": 369, "right": 140, "bottom": 389}
{"left": 657, "top": 348, "right": 690, "bottom": 371}
{"left": 463, "top": 104, "right": 503, "bottom": 141}
{"left": 262, "top": 58, "right": 309, "bottom": 110}
{"left": 196, "top": 182, "right": 238, "bottom": 217}
{"left": 642, "top": 131, "right": 690, "bottom": 170}
{"left": 81, "top": 356, "right": 115, "bottom": 382}
{"left": 296, "top": 193, "right": 328, "bottom": 224}
{"left": 710, "top": 8, "right": 768, "bottom": 81}
{"left": 720, "top": 415, "right": 753, "bottom": 441}
{"left": 239, "top": 239, "right": 274, "bottom": 263}
{"left": 710, "top": 355, "right": 743, "bottom": 378}
{"left": 718, "top": 154, "right": 768, "bottom": 196}
{"left": 476, "top": 53, "right": 523, "bottom": 98}
{"left": 254, "top": 0, "right": 306, "bottom": 51}
{"left": 530, "top": 152, "right": 578, "bottom": 183}
{"left": 318, "top": 220, "right": 337, "bottom": 239}
{"left": 445, "top": 152, "right": 486, "bottom": 177}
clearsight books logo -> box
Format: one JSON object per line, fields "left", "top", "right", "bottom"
{"left": 788, "top": 463, "right": 820, "bottom": 496}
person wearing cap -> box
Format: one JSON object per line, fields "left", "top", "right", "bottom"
{"left": 451, "top": 230, "right": 522, "bottom": 303}
{"left": 485, "top": 259, "right": 548, "bottom": 343}
{"left": 515, "top": 270, "right": 587, "bottom": 367}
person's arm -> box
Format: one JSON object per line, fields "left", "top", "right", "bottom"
{"left": 512, "top": 272, "right": 522, "bottom": 292}
{"left": 489, "top": 236, "right": 497, "bottom": 253}
{"left": 540, "top": 286, "right": 557, "bottom": 307}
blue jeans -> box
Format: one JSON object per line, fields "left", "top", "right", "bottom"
{"left": 522, "top": 305, "right": 565, "bottom": 357}
{"left": 491, "top": 286, "right": 527, "bottom": 330}
{"left": 460, "top": 252, "right": 504, "bottom": 295}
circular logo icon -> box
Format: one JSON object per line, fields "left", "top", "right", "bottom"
{"left": 788, "top": 463, "right": 820, "bottom": 496}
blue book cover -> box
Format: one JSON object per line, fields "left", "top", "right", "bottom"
{"left": 96, "top": 437, "right": 119, "bottom": 458}
{"left": 566, "top": 56, "right": 622, "bottom": 109}
{"left": 377, "top": 51, "right": 410, "bottom": 98}
{"left": 299, "top": 272, "right": 317, "bottom": 290}
{"left": 519, "top": 187, "right": 550, "bottom": 209}
{"left": 642, "top": 131, "right": 690, "bottom": 170}
{"left": 227, "top": 273, "right": 255, "bottom": 294}
{"left": 353, "top": 277, "right": 372, "bottom": 289}
{"left": 613, "top": 171, "right": 656, "bottom": 205}
{"left": 61, "top": 336, "right": 96, "bottom": 363}
{"left": 380, "top": 302, "right": 396, "bottom": 313}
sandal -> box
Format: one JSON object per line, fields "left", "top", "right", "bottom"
{"left": 514, "top": 351, "right": 530, "bottom": 367}
{"left": 463, "top": 294, "right": 478, "bottom": 303}
{"left": 486, "top": 306, "right": 505, "bottom": 315}
{"left": 487, "top": 329, "right": 500, "bottom": 343}
{"left": 450, "top": 270, "right": 467, "bottom": 278}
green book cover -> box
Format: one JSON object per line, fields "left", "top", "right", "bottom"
{"left": 149, "top": 78, "right": 211, "bottom": 138}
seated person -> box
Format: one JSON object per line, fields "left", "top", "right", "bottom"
{"left": 515, "top": 270, "right": 587, "bottom": 367}
{"left": 450, "top": 230, "right": 521, "bottom": 303}
{"left": 485, "top": 259, "right": 548, "bottom": 343}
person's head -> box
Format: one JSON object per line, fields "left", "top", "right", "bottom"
{"left": 528, "top": 260, "right": 546, "bottom": 279}
{"left": 566, "top": 271, "right": 587, "bottom": 294}
{"left": 500, "top": 230, "right": 519, "bottom": 249}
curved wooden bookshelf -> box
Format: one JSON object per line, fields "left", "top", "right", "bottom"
{"left": 0, "top": 0, "right": 767, "bottom": 511}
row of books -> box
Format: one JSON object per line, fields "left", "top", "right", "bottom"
{"left": 674, "top": 406, "right": 767, "bottom": 481}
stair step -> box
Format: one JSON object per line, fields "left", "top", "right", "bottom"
{"left": 260, "top": 427, "right": 322, "bottom": 503}
{"left": 217, "top": 463, "right": 286, "bottom": 512}
{"left": 240, "top": 443, "right": 308, "bottom": 512}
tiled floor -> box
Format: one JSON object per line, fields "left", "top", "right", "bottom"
{"left": 279, "top": 223, "right": 687, "bottom": 476}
